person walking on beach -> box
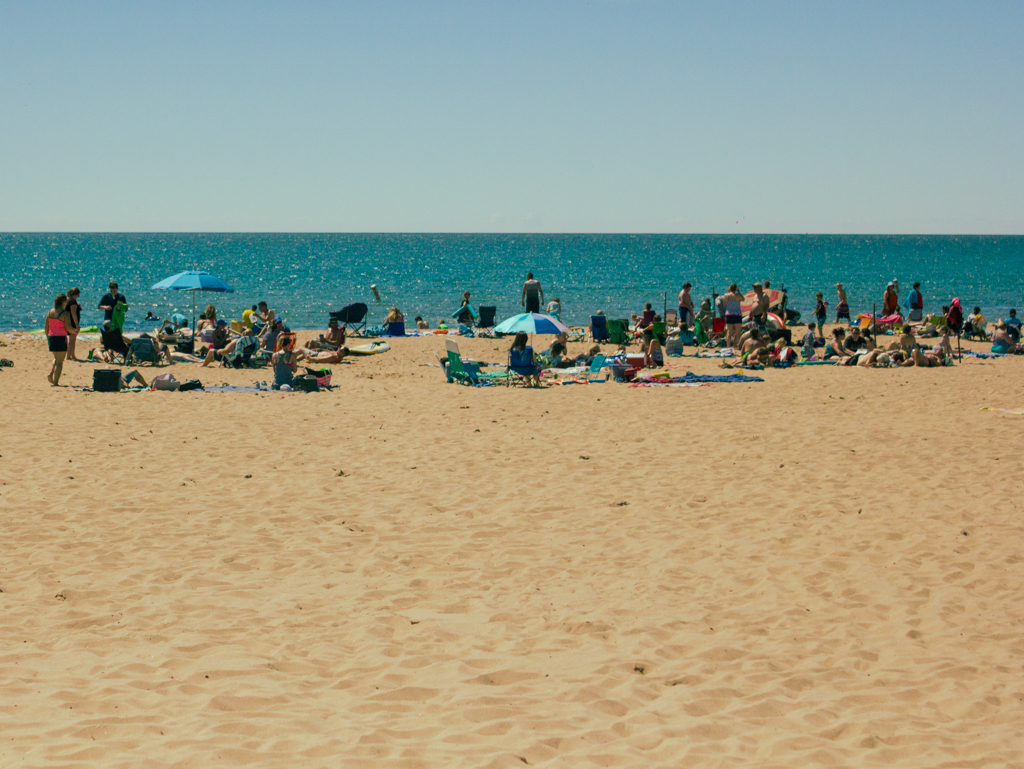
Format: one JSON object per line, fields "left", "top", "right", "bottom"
{"left": 522, "top": 273, "right": 544, "bottom": 313}
{"left": 678, "top": 283, "right": 694, "bottom": 327}
{"left": 45, "top": 294, "right": 73, "bottom": 387}
{"left": 65, "top": 287, "right": 82, "bottom": 361}
{"left": 905, "top": 282, "right": 924, "bottom": 321}
{"left": 883, "top": 283, "right": 899, "bottom": 316}
{"left": 723, "top": 283, "right": 743, "bottom": 348}
{"left": 98, "top": 281, "right": 126, "bottom": 323}
{"left": 814, "top": 292, "right": 828, "bottom": 337}
{"left": 835, "top": 283, "right": 850, "bottom": 322}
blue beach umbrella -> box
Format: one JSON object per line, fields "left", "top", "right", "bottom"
{"left": 150, "top": 270, "right": 234, "bottom": 331}
{"left": 493, "top": 312, "right": 569, "bottom": 336}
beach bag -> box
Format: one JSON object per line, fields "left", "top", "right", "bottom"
{"left": 178, "top": 379, "right": 203, "bottom": 391}
{"left": 293, "top": 374, "right": 319, "bottom": 393}
{"left": 175, "top": 338, "right": 195, "bottom": 354}
{"left": 305, "top": 367, "right": 332, "bottom": 388}
{"left": 93, "top": 369, "right": 121, "bottom": 392}
{"left": 151, "top": 373, "right": 180, "bottom": 391}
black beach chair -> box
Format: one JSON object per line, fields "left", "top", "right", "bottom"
{"left": 477, "top": 306, "right": 497, "bottom": 328}
{"left": 329, "top": 303, "right": 368, "bottom": 336}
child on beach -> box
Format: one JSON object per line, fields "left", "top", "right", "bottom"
{"left": 814, "top": 293, "right": 828, "bottom": 336}
{"left": 801, "top": 323, "right": 817, "bottom": 358}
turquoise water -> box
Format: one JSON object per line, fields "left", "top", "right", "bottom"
{"left": 2, "top": 233, "right": 1023, "bottom": 331}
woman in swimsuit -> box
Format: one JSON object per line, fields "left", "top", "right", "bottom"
{"left": 45, "top": 294, "right": 73, "bottom": 386}
{"left": 65, "top": 287, "right": 82, "bottom": 361}
{"left": 723, "top": 283, "right": 744, "bottom": 349}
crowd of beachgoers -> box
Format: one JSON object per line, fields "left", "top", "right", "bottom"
{"left": 33, "top": 272, "right": 1023, "bottom": 389}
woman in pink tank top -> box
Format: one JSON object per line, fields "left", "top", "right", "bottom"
{"left": 45, "top": 294, "right": 72, "bottom": 386}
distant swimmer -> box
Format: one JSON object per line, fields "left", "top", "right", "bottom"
{"left": 371, "top": 284, "right": 381, "bottom": 303}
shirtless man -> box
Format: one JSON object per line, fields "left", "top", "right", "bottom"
{"left": 304, "top": 345, "right": 349, "bottom": 364}
{"left": 307, "top": 319, "right": 345, "bottom": 350}
{"left": 739, "top": 327, "right": 768, "bottom": 365}
{"left": 748, "top": 283, "right": 769, "bottom": 326}
{"left": 521, "top": 273, "right": 544, "bottom": 314}
{"left": 835, "top": 283, "right": 850, "bottom": 322}
{"left": 678, "top": 282, "right": 694, "bottom": 327}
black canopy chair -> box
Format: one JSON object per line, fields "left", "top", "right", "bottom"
{"left": 329, "top": 303, "right": 369, "bottom": 336}
{"left": 477, "top": 306, "right": 497, "bottom": 328}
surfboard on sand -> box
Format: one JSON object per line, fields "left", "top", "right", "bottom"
{"left": 348, "top": 341, "right": 391, "bottom": 355}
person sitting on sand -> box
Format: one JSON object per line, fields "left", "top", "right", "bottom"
{"left": 200, "top": 321, "right": 236, "bottom": 367}
{"left": 262, "top": 318, "right": 284, "bottom": 351}
{"left": 307, "top": 318, "right": 345, "bottom": 351}
{"left": 823, "top": 328, "right": 849, "bottom": 362}
{"left": 990, "top": 321, "right": 1016, "bottom": 354}
{"left": 272, "top": 332, "right": 302, "bottom": 389}
{"left": 695, "top": 298, "right": 713, "bottom": 332}
{"left": 967, "top": 307, "right": 988, "bottom": 341}
{"left": 738, "top": 327, "right": 768, "bottom": 366}
{"left": 385, "top": 307, "right": 405, "bottom": 324}
{"left": 800, "top": 323, "right": 819, "bottom": 358}
{"left": 415, "top": 316, "right": 429, "bottom": 330}
{"left": 769, "top": 338, "right": 798, "bottom": 366}
{"left": 843, "top": 326, "right": 866, "bottom": 354}
{"left": 197, "top": 305, "right": 218, "bottom": 332}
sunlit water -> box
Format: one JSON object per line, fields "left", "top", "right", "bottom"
{"left": 2, "top": 233, "right": 1022, "bottom": 330}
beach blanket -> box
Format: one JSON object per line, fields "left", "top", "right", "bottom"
{"left": 629, "top": 382, "right": 705, "bottom": 388}
{"left": 698, "top": 348, "right": 735, "bottom": 358}
{"left": 964, "top": 351, "right": 1008, "bottom": 359}
{"left": 636, "top": 372, "right": 763, "bottom": 384}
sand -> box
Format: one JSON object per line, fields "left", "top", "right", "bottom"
{"left": 1, "top": 329, "right": 1023, "bottom": 767}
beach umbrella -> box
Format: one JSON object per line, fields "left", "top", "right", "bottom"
{"left": 150, "top": 270, "right": 234, "bottom": 331}
{"left": 493, "top": 312, "right": 569, "bottom": 336}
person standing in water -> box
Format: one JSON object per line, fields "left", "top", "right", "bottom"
{"left": 522, "top": 273, "right": 544, "bottom": 314}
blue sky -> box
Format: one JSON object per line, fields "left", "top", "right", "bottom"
{"left": 1, "top": 1, "right": 1021, "bottom": 233}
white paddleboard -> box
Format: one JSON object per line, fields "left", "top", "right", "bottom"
{"left": 349, "top": 341, "right": 391, "bottom": 355}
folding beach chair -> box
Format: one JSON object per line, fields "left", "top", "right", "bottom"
{"left": 608, "top": 319, "right": 630, "bottom": 346}
{"left": 442, "top": 339, "right": 506, "bottom": 385}
{"left": 477, "top": 306, "right": 497, "bottom": 328}
{"left": 329, "top": 303, "right": 368, "bottom": 336}
{"left": 590, "top": 315, "right": 610, "bottom": 342}
{"left": 225, "top": 335, "right": 259, "bottom": 368}
{"left": 127, "top": 336, "right": 161, "bottom": 366}
{"left": 100, "top": 329, "right": 130, "bottom": 365}
{"left": 664, "top": 309, "right": 678, "bottom": 327}
{"left": 507, "top": 346, "right": 540, "bottom": 386}
{"left": 585, "top": 354, "right": 607, "bottom": 382}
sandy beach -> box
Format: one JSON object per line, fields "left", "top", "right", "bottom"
{"left": 2, "top": 330, "right": 1023, "bottom": 767}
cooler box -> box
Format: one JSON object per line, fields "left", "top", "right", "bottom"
{"left": 626, "top": 353, "right": 645, "bottom": 369}
{"left": 93, "top": 369, "right": 121, "bottom": 392}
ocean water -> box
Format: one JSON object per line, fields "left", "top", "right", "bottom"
{"left": 2, "top": 233, "right": 1023, "bottom": 331}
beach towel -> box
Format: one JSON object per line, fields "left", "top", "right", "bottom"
{"left": 636, "top": 371, "right": 763, "bottom": 384}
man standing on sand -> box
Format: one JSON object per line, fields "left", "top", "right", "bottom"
{"left": 678, "top": 282, "right": 694, "bottom": 327}
{"left": 835, "top": 283, "right": 850, "bottom": 322}
{"left": 522, "top": 273, "right": 544, "bottom": 314}
{"left": 748, "top": 283, "right": 769, "bottom": 326}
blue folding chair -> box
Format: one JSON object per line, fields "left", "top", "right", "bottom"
{"left": 590, "top": 315, "right": 609, "bottom": 342}
{"left": 507, "top": 346, "right": 540, "bottom": 386}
